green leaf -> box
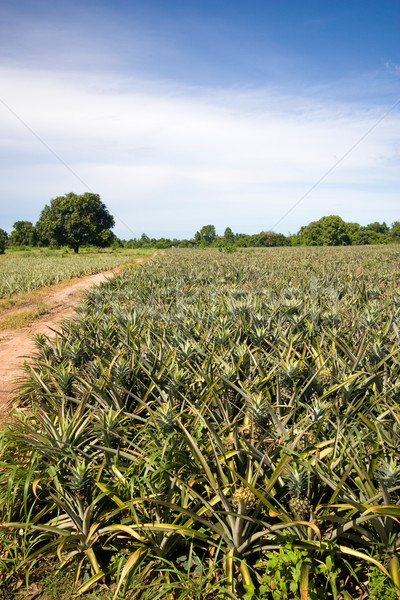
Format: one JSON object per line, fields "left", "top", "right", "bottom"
{"left": 113, "top": 548, "right": 146, "bottom": 600}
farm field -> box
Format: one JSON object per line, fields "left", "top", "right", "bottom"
{"left": 0, "top": 248, "right": 154, "bottom": 300}
{"left": 1, "top": 245, "right": 400, "bottom": 599}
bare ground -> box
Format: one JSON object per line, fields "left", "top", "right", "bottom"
{"left": 0, "top": 256, "right": 151, "bottom": 419}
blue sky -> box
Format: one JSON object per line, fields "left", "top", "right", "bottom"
{"left": 0, "top": 0, "right": 399, "bottom": 239}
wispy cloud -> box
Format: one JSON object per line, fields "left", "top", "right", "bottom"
{"left": 0, "top": 66, "right": 399, "bottom": 238}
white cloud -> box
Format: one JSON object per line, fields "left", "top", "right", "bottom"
{"left": 0, "top": 66, "right": 399, "bottom": 237}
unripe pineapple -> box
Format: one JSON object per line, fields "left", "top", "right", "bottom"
{"left": 320, "top": 367, "right": 333, "bottom": 387}
{"left": 253, "top": 426, "right": 265, "bottom": 443}
{"left": 232, "top": 486, "right": 256, "bottom": 513}
{"left": 247, "top": 393, "right": 269, "bottom": 428}
{"left": 65, "top": 461, "right": 92, "bottom": 500}
{"left": 279, "top": 383, "right": 293, "bottom": 401}
{"left": 376, "top": 459, "right": 400, "bottom": 500}
{"left": 241, "top": 424, "right": 264, "bottom": 444}
{"left": 155, "top": 402, "right": 177, "bottom": 435}
{"left": 261, "top": 437, "right": 278, "bottom": 454}
{"left": 226, "top": 387, "right": 237, "bottom": 403}
{"left": 285, "top": 468, "right": 312, "bottom": 517}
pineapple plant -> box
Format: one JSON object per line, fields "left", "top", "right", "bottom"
{"left": 285, "top": 468, "right": 312, "bottom": 517}
{"left": 53, "top": 366, "right": 75, "bottom": 397}
{"left": 221, "top": 365, "right": 238, "bottom": 404}
{"left": 66, "top": 342, "right": 86, "bottom": 367}
{"left": 64, "top": 460, "right": 93, "bottom": 501}
{"left": 278, "top": 359, "right": 304, "bottom": 401}
{"left": 5, "top": 245, "right": 400, "bottom": 597}
{"left": 243, "top": 393, "right": 269, "bottom": 443}
{"left": 112, "top": 359, "right": 132, "bottom": 388}
{"left": 98, "top": 408, "right": 127, "bottom": 450}
{"left": 307, "top": 399, "right": 328, "bottom": 424}
{"left": 154, "top": 402, "right": 177, "bottom": 435}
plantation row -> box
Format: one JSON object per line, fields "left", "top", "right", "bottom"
{"left": 0, "top": 249, "right": 151, "bottom": 299}
{"left": 1, "top": 246, "right": 400, "bottom": 598}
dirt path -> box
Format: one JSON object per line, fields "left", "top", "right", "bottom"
{"left": 0, "top": 256, "right": 151, "bottom": 418}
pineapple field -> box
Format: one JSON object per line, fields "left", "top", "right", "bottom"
{"left": 1, "top": 245, "right": 400, "bottom": 599}
{"left": 0, "top": 248, "right": 153, "bottom": 300}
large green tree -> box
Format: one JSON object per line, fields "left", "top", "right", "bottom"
{"left": 36, "top": 193, "right": 115, "bottom": 253}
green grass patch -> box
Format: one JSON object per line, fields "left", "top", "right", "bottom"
{"left": 0, "top": 304, "right": 48, "bottom": 329}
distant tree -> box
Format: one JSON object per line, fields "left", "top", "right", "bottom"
{"left": 255, "top": 231, "right": 288, "bottom": 247}
{"left": 390, "top": 221, "right": 400, "bottom": 242}
{"left": 275, "top": 233, "right": 289, "bottom": 246}
{"left": 366, "top": 221, "right": 389, "bottom": 235}
{"left": 235, "top": 233, "right": 251, "bottom": 247}
{"left": 346, "top": 222, "right": 361, "bottom": 244}
{"left": 9, "top": 221, "right": 37, "bottom": 246}
{"left": 352, "top": 227, "right": 388, "bottom": 245}
{"left": 179, "top": 239, "right": 193, "bottom": 248}
{"left": 256, "top": 231, "right": 271, "bottom": 246}
{"left": 223, "top": 227, "right": 235, "bottom": 245}
{"left": 287, "top": 232, "right": 301, "bottom": 246}
{"left": 196, "top": 224, "right": 216, "bottom": 246}
{"left": 299, "top": 215, "right": 352, "bottom": 246}
{"left": 0, "top": 228, "right": 8, "bottom": 254}
{"left": 36, "top": 193, "right": 114, "bottom": 253}
{"left": 139, "top": 233, "right": 151, "bottom": 248}
{"left": 124, "top": 238, "right": 141, "bottom": 249}
{"left": 155, "top": 238, "right": 172, "bottom": 249}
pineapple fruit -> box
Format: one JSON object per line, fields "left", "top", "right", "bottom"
{"left": 285, "top": 468, "right": 312, "bottom": 517}
{"left": 232, "top": 486, "right": 256, "bottom": 513}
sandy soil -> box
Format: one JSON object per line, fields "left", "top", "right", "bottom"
{"left": 0, "top": 256, "right": 150, "bottom": 419}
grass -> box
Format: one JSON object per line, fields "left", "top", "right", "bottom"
{"left": 0, "top": 304, "right": 49, "bottom": 330}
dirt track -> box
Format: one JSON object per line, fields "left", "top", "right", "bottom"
{"left": 0, "top": 257, "right": 149, "bottom": 418}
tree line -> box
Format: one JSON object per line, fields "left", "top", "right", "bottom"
{"left": 1, "top": 194, "right": 399, "bottom": 254}
{"left": 108, "top": 216, "right": 400, "bottom": 250}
